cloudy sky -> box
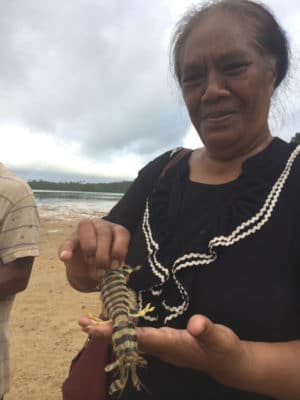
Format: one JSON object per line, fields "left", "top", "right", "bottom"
{"left": 1, "top": 0, "right": 300, "bottom": 182}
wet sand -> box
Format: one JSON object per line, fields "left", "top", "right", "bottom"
{"left": 6, "top": 208, "right": 104, "bottom": 400}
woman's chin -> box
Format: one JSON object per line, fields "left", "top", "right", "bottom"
{"left": 201, "top": 129, "right": 241, "bottom": 150}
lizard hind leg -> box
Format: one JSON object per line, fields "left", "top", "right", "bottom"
{"left": 128, "top": 352, "right": 148, "bottom": 390}
{"left": 105, "top": 359, "right": 120, "bottom": 373}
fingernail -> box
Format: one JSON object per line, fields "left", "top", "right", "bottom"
{"left": 111, "top": 259, "right": 120, "bottom": 269}
{"left": 60, "top": 250, "right": 69, "bottom": 260}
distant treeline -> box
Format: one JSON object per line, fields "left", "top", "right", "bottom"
{"left": 28, "top": 180, "right": 132, "bottom": 193}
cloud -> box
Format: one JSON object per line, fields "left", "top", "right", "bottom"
{"left": 1, "top": 124, "right": 147, "bottom": 181}
{"left": 0, "top": 0, "right": 299, "bottom": 181}
{"left": 0, "top": 0, "right": 189, "bottom": 166}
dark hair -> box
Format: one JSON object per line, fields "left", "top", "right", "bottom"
{"left": 170, "top": 0, "right": 290, "bottom": 89}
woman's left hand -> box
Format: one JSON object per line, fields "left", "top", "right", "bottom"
{"left": 79, "top": 314, "right": 248, "bottom": 385}
{"left": 79, "top": 314, "right": 300, "bottom": 399}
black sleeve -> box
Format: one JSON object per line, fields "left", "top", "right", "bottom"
{"left": 103, "top": 150, "right": 173, "bottom": 234}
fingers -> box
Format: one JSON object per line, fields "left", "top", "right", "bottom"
{"left": 77, "top": 313, "right": 242, "bottom": 382}
{"left": 58, "top": 234, "right": 79, "bottom": 262}
{"left": 187, "top": 314, "right": 211, "bottom": 338}
{"left": 59, "top": 217, "right": 131, "bottom": 287}
{"left": 59, "top": 214, "right": 131, "bottom": 293}
{"left": 187, "top": 315, "right": 239, "bottom": 354}
{"left": 136, "top": 326, "right": 169, "bottom": 355}
{"left": 137, "top": 326, "right": 188, "bottom": 362}
{"left": 110, "top": 224, "right": 131, "bottom": 266}
{"left": 92, "top": 219, "right": 114, "bottom": 268}
{"left": 91, "top": 219, "right": 130, "bottom": 269}
{"left": 75, "top": 218, "right": 130, "bottom": 283}
{"left": 60, "top": 218, "right": 130, "bottom": 269}
{"left": 79, "top": 315, "right": 113, "bottom": 342}
{"left": 77, "top": 218, "right": 99, "bottom": 266}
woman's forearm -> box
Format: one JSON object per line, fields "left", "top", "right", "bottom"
{"left": 224, "top": 340, "right": 300, "bottom": 400}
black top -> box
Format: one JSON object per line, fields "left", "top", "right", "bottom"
{"left": 105, "top": 137, "right": 300, "bottom": 400}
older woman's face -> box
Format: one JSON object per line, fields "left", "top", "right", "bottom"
{"left": 180, "top": 10, "right": 276, "bottom": 157}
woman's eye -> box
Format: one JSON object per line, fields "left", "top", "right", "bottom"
{"left": 223, "top": 63, "right": 248, "bottom": 75}
{"left": 181, "top": 74, "right": 205, "bottom": 87}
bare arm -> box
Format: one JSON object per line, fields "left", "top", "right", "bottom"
{"left": 185, "top": 318, "right": 300, "bottom": 400}
{"left": 81, "top": 314, "right": 300, "bottom": 400}
{"left": 0, "top": 256, "right": 34, "bottom": 299}
{"left": 232, "top": 339, "right": 300, "bottom": 400}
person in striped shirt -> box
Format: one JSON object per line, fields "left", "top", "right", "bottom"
{"left": 0, "top": 163, "right": 39, "bottom": 400}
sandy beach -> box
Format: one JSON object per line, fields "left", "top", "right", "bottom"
{"left": 6, "top": 207, "right": 105, "bottom": 400}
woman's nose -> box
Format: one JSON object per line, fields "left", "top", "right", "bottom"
{"left": 201, "top": 71, "right": 228, "bottom": 102}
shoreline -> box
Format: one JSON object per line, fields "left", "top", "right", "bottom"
{"left": 37, "top": 204, "right": 107, "bottom": 221}
{"left": 6, "top": 211, "right": 104, "bottom": 400}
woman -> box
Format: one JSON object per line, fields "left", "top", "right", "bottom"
{"left": 59, "top": 0, "right": 300, "bottom": 399}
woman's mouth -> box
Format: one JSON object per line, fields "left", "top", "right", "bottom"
{"left": 204, "top": 112, "right": 235, "bottom": 124}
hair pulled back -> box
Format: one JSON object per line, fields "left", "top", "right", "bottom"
{"left": 170, "top": 0, "right": 290, "bottom": 89}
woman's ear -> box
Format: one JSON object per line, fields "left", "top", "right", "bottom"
{"left": 268, "top": 58, "right": 278, "bottom": 90}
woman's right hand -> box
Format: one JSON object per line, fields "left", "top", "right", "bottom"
{"left": 58, "top": 218, "right": 130, "bottom": 291}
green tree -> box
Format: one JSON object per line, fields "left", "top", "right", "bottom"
{"left": 28, "top": 180, "right": 132, "bottom": 193}
{"left": 290, "top": 133, "right": 300, "bottom": 145}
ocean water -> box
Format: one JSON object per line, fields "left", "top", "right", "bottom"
{"left": 33, "top": 190, "right": 123, "bottom": 217}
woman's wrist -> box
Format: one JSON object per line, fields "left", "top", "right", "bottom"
{"left": 215, "top": 340, "right": 300, "bottom": 400}
{"left": 206, "top": 338, "right": 251, "bottom": 389}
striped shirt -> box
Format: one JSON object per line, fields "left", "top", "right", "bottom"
{"left": 0, "top": 163, "right": 39, "bottom": 397}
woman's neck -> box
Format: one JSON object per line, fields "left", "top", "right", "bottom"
{"left": 189, "top": 134, "right": 273, "bottom": 185}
